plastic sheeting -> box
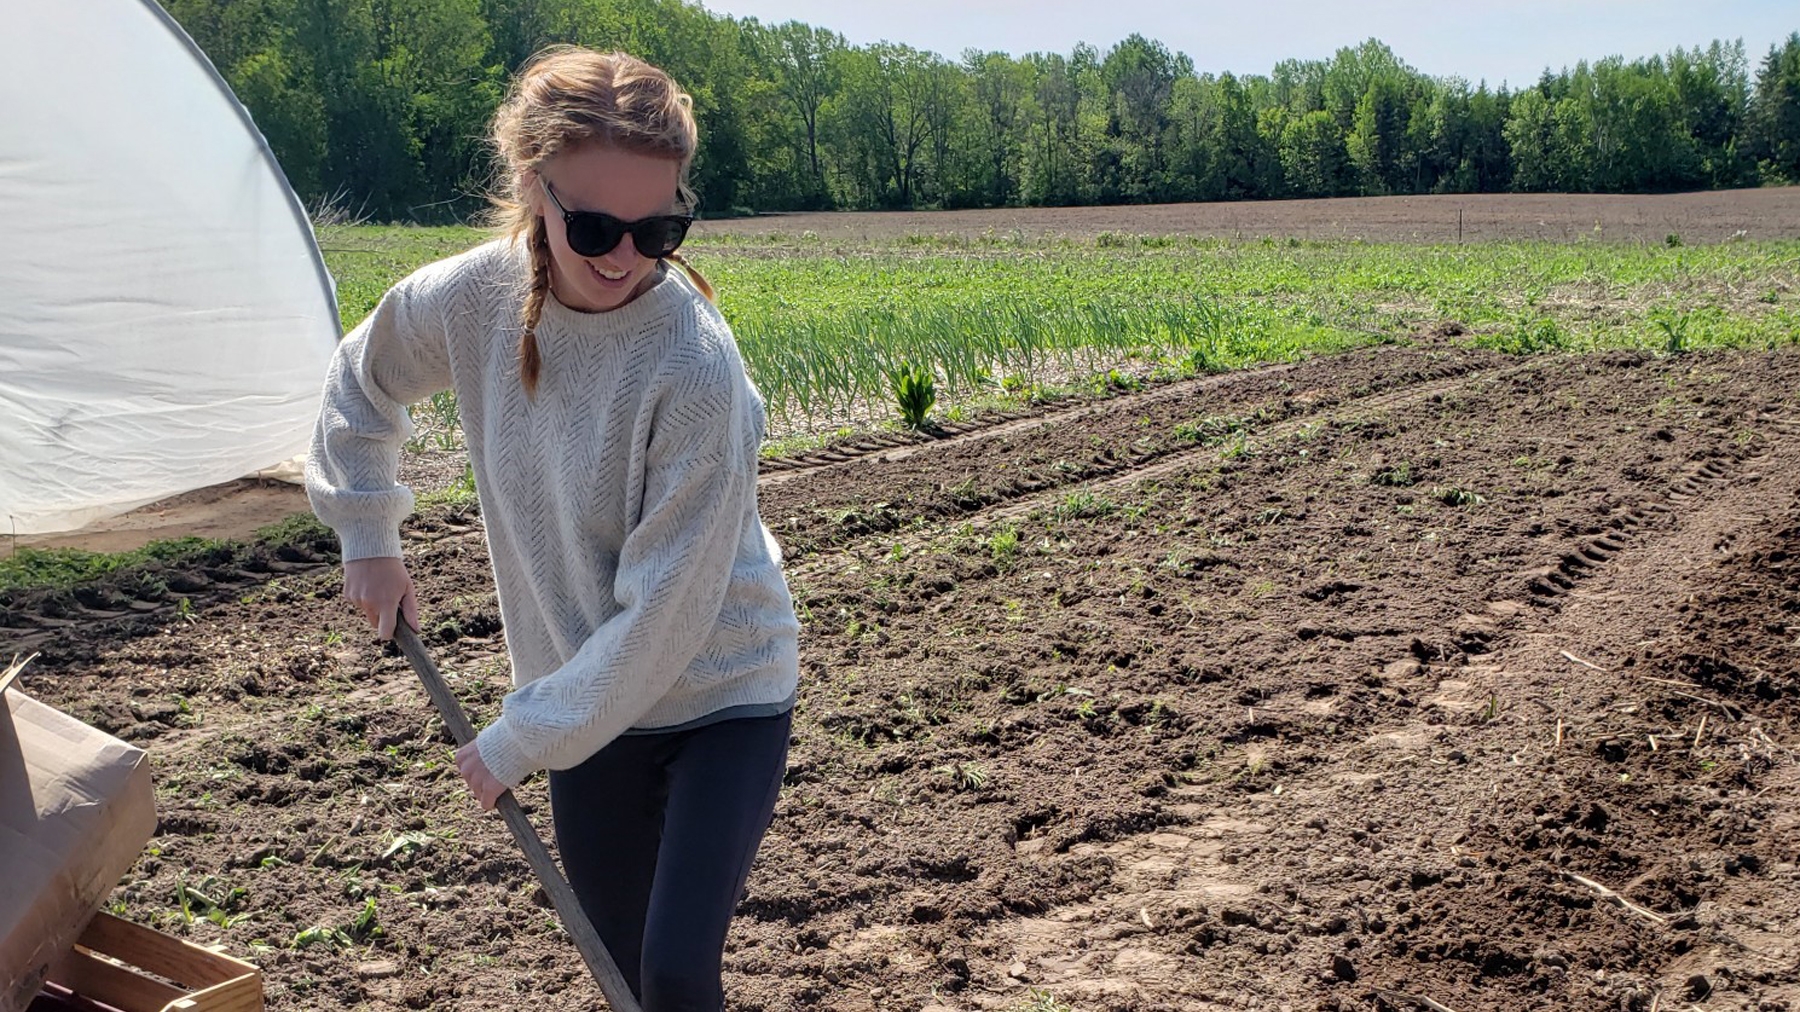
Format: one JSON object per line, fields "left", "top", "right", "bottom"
{"left": 0, "top": 0, "right": 339, "bottom": 536}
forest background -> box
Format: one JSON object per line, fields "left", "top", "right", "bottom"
{"left": 165, "top": 0, "right": 1800, "bottom": 222}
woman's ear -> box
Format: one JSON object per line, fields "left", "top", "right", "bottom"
{"left": 521, "top": 169, "right": 543, "bottom": 216}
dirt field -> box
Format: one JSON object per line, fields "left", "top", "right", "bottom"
{"left": 696, "top": 187, "right": 1800, "bottom": 245}
{"left": 9, "top": 332, "right": 1800, "bottom": 1011}
{"left": 16, "top": 188, "right": 1799, "bottom": 559}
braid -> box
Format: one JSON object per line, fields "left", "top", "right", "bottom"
{"left": 519, "top": 218, "right": 550, "bottom": 398}
{"left": 666, "top": 252, "right": 715, "bottom": 302}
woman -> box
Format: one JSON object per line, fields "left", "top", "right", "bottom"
{"left": 305, "top": 47, "right": 799, "bottom": 1011}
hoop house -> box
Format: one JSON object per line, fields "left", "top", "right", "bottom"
{"left": 0, "top": 0, "right": 339, "bottom": 536}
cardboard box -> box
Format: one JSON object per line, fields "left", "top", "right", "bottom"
{"left": 2, "top": 670, "right": 158, "bottom": 1012}
{"left": 41, "top": 912, "right": 262, "bottom": 1012}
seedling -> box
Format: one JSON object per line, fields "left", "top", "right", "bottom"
{"left": 291, "top": 925, "right": 353, "bottom": 950}
{"left": 381, "top": 830, "right": 435, "bottom": 863}
{"left": 1054, "top": 491, "right": 1117, "bottom": 521}
{"left": 1652, "top": 310, "right": 1692, "bottom": 356}
{"left": 1433, "top": 486, "right": 1485, "bottom": 506}
{"left": 1013, "top": 989, "right": 1073, "bottom": 1012}
{"left": 348, "top": 897, "right": 383, "bottom": 943}
{"left": 1372, "top": 462, "right": 1416, "bottom": 487}
{"left": 888, "top": 364, "right": 937, "bottom": 430}
{"left": 989, "top": 525, "right": 1020, "bottom": 568}
{"left": 934, "top": 761, "right": 989, "bottom": 791}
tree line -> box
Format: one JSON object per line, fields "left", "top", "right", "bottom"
{"left": 162, "top": 0, "right": 1800, "bottom": 222}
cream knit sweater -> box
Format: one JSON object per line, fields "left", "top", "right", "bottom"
{"left": 306, "top": 239, "right": 800, "bottom": 788}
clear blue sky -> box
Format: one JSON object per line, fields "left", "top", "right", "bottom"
{"left": 704, "top": 0, "right": 1797, "bottom": 89}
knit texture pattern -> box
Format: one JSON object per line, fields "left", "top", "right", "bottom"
{"left": 306, "top": 239, "right": 800, "bottom": 788}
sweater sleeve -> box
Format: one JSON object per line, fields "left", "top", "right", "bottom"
{"left": 473, "top": 331, "right": 757, "bottom": 787}
{"left": 305, "top": 271, "right": 456, "bottom": 562}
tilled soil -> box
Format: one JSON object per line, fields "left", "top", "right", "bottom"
{"left": 693, "top": 188, "right": 1800, "bottom": 244}
{"left": 10, "top": 336, "right": 1800, "bottom": 1012}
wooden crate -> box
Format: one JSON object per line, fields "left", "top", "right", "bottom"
{"left": 44, "top": 914, "right": 261, "bottom": 1012}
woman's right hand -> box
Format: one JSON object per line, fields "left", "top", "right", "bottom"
{"left": 343, "top": 556, "right": 420, "bottom": 640}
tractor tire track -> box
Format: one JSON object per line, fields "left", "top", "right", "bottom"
{"left": 781, "top": 360, "right": 1529, "bottom": 581}
{"left": 961, "top": 413, "right": 1800, "bottom": 1012}
{"left": 755, "top": 360, "right": 1305, "bottom": 483}
{"left": 764, "top": 346, "right": 1512, "bottom": 561}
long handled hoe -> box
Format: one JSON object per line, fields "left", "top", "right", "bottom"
{"left": 394, "top": 622, "right": 642, "bottom": 1012}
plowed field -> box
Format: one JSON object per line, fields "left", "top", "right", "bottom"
{"left": 11, "top": 332, "right": 1800, "bottom": 1011}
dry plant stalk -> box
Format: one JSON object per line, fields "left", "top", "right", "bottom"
{"left": 1563, "top": 871, "right": 1668, "bottom": 924}
{"left": 1560, "top": 649, "right": 1605, "bottom": 672}
{"left": 1373, "top": 987, "right": 1459, "bottom": 1012}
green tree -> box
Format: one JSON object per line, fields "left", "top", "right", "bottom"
{"left": 1021, "top": 51, "right": 1080, "bottom": 204}
{"left": 1173, "top": 73, "right": 1276, "bottom": 200}
{"left": 1099, "top": 33, "right": 1190, "bottom": 200}
{"left": 1669, "top": 42, "right": 1753, "bottom": 186}
{"left": 757, "top": 20, "right": 843, "bottom": 206}
{"left": 1346, "top": 73, "right": 1414, "bottom": 194}
{"left": 965, "top": 50, "right": 1030, "bottom": 205}
{"left": 826, "top": 43, "right": 939, "bottom": 207}
{"left": 1749, "top": 32, "right": 1800, "bottom": 183}
{"left": 229, "top": 46, "right": 329, "bottom": 200}
{"left": 1278, "top": 109, "right": 1352, "bottom": 196}
{"left": 1505, "top": 86, "right": 1589, "bottom": 191}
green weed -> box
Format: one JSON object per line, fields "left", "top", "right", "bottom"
{"left": 1372, "top": 462, "right": 1416, "bottom": 487}
{"left": 888, "top": 364, "right": 938, "bottom": 430}
{"left": 988, "top": 525, "right": 1020, "bottom": 569}
{"left": 934, "top": 760, "right": 990, "bottom": 791}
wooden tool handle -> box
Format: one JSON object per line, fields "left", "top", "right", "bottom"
{"left": 393, "top": 623, "right": 641, "bottom": 1012}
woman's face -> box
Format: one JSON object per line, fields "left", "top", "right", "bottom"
{"left": 530, "top": 143, "right": 683, "bottom": 313}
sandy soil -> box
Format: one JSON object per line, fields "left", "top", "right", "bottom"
{"left": 8, "top": 334, "right": 1800, "bottom": 1012}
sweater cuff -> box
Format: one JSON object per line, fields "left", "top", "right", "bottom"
{"left": 335, "top": 519, "right": 404, "bottom": 563}
{"left": 476, "top": 717, "right": 537, "bottom": 790}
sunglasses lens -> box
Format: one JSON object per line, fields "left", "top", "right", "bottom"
{"left": 632, "top": 217, "right": 690, "bottom": 259}
{"left": 566, "top": 214, "right": 624, "bottom": 258}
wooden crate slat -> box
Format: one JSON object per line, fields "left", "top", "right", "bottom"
{"left": 47, "top": 948, "right": 185, "bottom": 1011}
{"left": 163, "top": 974, "right": 261, "bottom": 1012}
{"left": 76, "top": 915, "right": 256, "bottom": 989}
{"left": 44, "top": 914, "right": 264, "bottom": 1012}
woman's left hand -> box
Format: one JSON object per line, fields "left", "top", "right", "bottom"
{"left": 455, "top": 741, "right": 508, "bottom": 811}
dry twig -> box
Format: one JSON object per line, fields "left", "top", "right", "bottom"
{"left": 1563, "top": 871, "right": 1668, "bottom": 924}
{"left": 1638, "top": 677, "right": 1745, "bottom": 719}
{"left": 1560, "top": 649, "right": 1605, "bottom": 672}
{"left": 1373, "top": 988, "right": 1459, "bottom": 1012}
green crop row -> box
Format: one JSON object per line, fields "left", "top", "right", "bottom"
{"left": 317, "top": 226, "right": 1800, "bottom": 430}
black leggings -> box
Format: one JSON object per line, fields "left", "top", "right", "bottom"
{"left": 548, "top": 710, "right": 791, "bottom": 1012}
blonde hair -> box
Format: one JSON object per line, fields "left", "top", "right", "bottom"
{"left": 490, "top": 47, "right": 714, "bottom": 397}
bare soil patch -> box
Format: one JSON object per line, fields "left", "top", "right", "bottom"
{"left": 696, "top": 188, "right": 1800, "bottom": 245}
{"left": 10, "top": 338, "right": 1800, "bottom": 1012}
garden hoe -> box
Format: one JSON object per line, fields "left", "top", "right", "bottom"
{"left": 393, "top": 622, "right": 642, "bottom": 1012}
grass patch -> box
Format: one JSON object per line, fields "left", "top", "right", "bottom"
{"left": 0, "top": 538, "right": 225, "bottom": 594}
{"left": 0, "top": 513, "right": 336, "bottom": 597}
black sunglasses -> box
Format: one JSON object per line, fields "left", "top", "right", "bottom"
{"left": 540, "top": 179, "right": 692, "bottom": 259}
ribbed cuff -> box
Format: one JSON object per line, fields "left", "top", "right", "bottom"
{"left": 335, "top": 519, "right": 404, "bottom": 563}
{"left": 476, "top": 717, "right": 536, "bottom": 790}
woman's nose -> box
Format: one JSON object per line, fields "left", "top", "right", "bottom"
{"left": 596, "top": 238, "right": 640, "bottom": 270}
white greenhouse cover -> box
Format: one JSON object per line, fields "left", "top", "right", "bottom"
{"left": 0, "top": 0, "right": 339, "bottom": 536}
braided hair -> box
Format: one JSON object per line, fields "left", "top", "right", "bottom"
{"left": 489, "top": 48, "right": 709, "bottom": 397}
